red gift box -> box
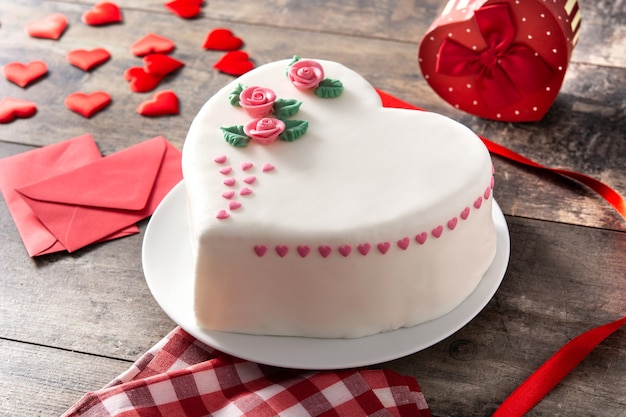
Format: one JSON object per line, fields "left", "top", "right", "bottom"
{"left": 418, "top": 0, "right": 581, "bottom": 121}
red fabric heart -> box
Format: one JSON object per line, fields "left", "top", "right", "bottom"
{"left": 202, "top": 28, "right": 244, "bottom": 51}
{"left": 213, "top": 51, "right": 254, "bottom": 76}
{"left": 123, "top": 67, "right": 164, "bottom": 93}
{"left": 25, "top": 13, "right": 68, "bottom": 40}
{"left": 137, "top": 90, "right": 180, "bottom": 117}
{"left": 66, "top": 48, "right": 111, "bottom": 71}
{"left": 64, "top": 91, "right": 112, "bottom": 118}
{"left": 130, "top": 33, "right": 176, "bottom": 57}
{"left": 143, "top": 54, "right": 185, "bottom": 75}
{"left": 81, "top": 2, "right": 123, "bottom": 26}
{"left": 3, "top": 60, "right": 48, "bottom": 88}
{"left": 0, "top": 98, "right": 37, "bottom": 124}
{"left": 164, "top": 0, "right": 202, "bottom": 19}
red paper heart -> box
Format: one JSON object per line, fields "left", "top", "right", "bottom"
{"left": 202, "top": 28, "right": 244, "bottom": 51}
{"left": 164, "top": 0, "right": 202, "bottom": 19}
{"left": 130, "top": 33, "right": 176, "bottom": 57}
{"left": 137, "top": 90, "right": 180, "bottom": 117}
{"left": 143, "top": 54, "right": 185, "bottom": 75}
{"left": 213, "top": 51, "right": 254, "bottom": 76}
{"left": 25, "top": 13, "right": 68, "bottom": 40}
{"left": 64, "top": 91, "right": 112, "bottom": 118}
{"left": 418, "top": 0, "right": 579, "bottom": 121}
{"left": 3, "top": 60, "right": 48, "bottom": 88}
{"left": 81, "top": 2, "right": 123, "bottom": 26}
{"left": 66, "top": 48, "right": 111, "bottom": 71}
{"left": 0, "top": 98, "right": 37, "bottom": 124}
{"left": 123, "top": 67, "right": 164, "bottom": 92}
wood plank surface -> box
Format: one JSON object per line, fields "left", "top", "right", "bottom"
{"left": 1, "top": 0, "right": 624, "bottom": 416}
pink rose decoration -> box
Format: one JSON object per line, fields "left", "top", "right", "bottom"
{"left": 239, "top": 86, "right": 277, "bottom": 118}
{"left": 288, "top": 60, "right": 325, "bottom": 90}
{"left": 244, "top": 117, "right": 286, "bottom": 145}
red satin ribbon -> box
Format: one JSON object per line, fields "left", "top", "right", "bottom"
{"left": 377, "top": 88, "right": 626, "bottom": 415}
{"left": 376, "top": 89, "right": 626, "bottom": 221}
{"left": 435, "top": 3, "right": 555, "bottom": 109}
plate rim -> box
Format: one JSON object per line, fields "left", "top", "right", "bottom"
{"left": 143, "top": 180, "right": 510, "bottom": 369}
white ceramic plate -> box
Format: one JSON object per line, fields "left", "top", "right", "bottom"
{"left": 143, "top": 181, "right": 510, "bottom": 370}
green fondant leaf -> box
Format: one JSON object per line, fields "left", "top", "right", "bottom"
{"left": 280, "top": 119, "right": 309, "bottom": 142}
{"left": 315, "top": 78, "right": 344, "bottom": 98}
{"left": 273, "top": 98, "right": 302, "bottom": 119}
{"left": 221, "top": 125, "right": 250, "bottom": 147}
{"left": 228, "top": 83, "right": 245, "bottom": 106}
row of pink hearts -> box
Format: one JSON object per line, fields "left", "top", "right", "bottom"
{"left": 254, "top": 183, "right": 493, "bottom": 258}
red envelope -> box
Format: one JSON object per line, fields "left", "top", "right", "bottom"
{"left": 0, "top": 134, "right": 136, "bottom": 256}
{"left": 14, "top": 136, "right": 182, "bottom": 253}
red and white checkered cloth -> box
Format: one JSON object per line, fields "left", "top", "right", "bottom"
{"left": 63, "top": 327, "right": 431, "bottom": 417}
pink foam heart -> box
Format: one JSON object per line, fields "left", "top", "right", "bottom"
{"left": 82, "top": 2, "right": 123, "bottom": 26}
{"left": 203, "top": 28, "right": 244, "bottom": 51}
{"left": 66, "top": 48, "right": 111, "bottom": 71}
{"left": 0, "top": 98, "right": 37, "bottom": 124}
{"left": 25, "top": 13, "right": 68, "bottom": 40}
{"left": 136, "top": 90, "right": 180, "bottom": 117}
{"left": 64, "top": 91, "right": 112, "bottom": 118}
{"left": 3, "top": 60, "right": 48, "bottom": 88}
{"left": 297, "top": 245, "right": 310, "bottom": 258}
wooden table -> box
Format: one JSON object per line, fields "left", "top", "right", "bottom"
{"left": 1, "top": 1, "right": 624, "bottom": 415}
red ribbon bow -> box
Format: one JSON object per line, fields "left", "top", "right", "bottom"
{"left": 436, "top": 3, "right": 555, "bottom": 109}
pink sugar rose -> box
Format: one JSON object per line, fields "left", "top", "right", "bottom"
{"left": 288, "top": 59, "right": 324, "bottom": 89}
{"left": 244, "top": 117, "right": 286, "bottom": 145}
{"left": 239, "top": 86, "right": 277, "bottom": 118}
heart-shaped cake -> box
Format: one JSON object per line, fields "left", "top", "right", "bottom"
{"left": 182, "top": 57, "right": 497, "bottom": 338}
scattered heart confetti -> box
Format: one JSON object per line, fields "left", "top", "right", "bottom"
{"left": 64, "top": 91, "right": 112, "bottom": 118}
{"left": 3, "top": 60, "right": 48, "bottom": 88}
{"left": 25, "top": 13, "right": 68, "bottom": 40}
{"left": 66, "top": 48, "right": 111, "bottom": 71}
{"left": 124, "top": 67, "right": 164, "bottom": 92}
{"left": 82, "top": 2, "right": 123, "bottom": 26}
{"left": 213, "top": 51, "right": 254, "bottom": 76}
{"left": 0, "top": 98, "right": 37, "bottom": 124}
{"left": 164, "top": 0, "right": 202, "bottom": 19}
{"left": 130, "top": 33, "right": 176, "bottom": 57}
{"left": 137, "top": 90, "right": 180, "bottom": 117}
{"left": 143, "top": 54, "right": 185, "bottom": 75}
{"left": 202, "top": 28, "right": 244, "bottom": 51}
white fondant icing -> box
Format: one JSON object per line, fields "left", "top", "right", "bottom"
{"left": 183, "top": 59, "right": 497, "bottom": 338}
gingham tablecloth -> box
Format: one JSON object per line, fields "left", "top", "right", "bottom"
{"left": 63, "top": 327, "right": 432, "bottom": 417}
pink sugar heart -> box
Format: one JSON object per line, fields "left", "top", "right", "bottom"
{"left": 297, "top": 245, "right": 311, "bottom": 258}
{"left": 447, "top": 217, "right": 458, "bottom": 230}
{"left": 415, "top": 232, "right": 428, "bottom": 245}
{"left": 222, "top": 190, "right": 235, "bottom": 199}
{"left": 216, "top": 209, "right": 230, "bottom": 220}
{"left": 66, "top": 48, "right": 111, "bottom": 71}
{"left": 241, "top": 161, "right": 253, "bottom": 171}
{"left": 25, "top": 13, "right": 68, "bottom": 40}
{"left": 338, "top": 245, "right": 352, "bottom": 257}
{"left": 219, "top": 167, "right": 232, "bottom": 175}
{"left": 275, "top": 245, "right": 289, "bottom": 257}
{"left": 318, "top": 245, "right": 332, "bottom": 258}
{"left": 460, "top": 206, "right": 470, "bottom": 220}
{"left": 484, "top": 186, "right": 491, "bottom": 200}
{"left": 254, "top": 245, "right": 267, "bottom": 257}
{"left": 214, "top": 155, "right": 227, "bottom": 164}
{"left": 262, "top": 162, "right": 275, "bottom": 172}
{"left": 357, "top": 243, "right": 371, "bottom": 256}
{"left": 229, "top": 201, "right": 242, "bottom": 210}
{"left": 431, "top": 226, "right": 444, "bottom": 239}
{"left": 397, "top": 237, "right": 410, "bottom": 250}
{"left": 223, "top": 178, "right": 236, "bottom": 186}
{"left": 473, "top": 196, "right": 483, "bottom": 209}
{"left": 239, "top": 187, "right": 253, "bottom": 196}
{"left": 243, "top": 175, "right": 256, "bottom": 184}
{"left": 377, "top": 241, "right": 391, "bottom": 254}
